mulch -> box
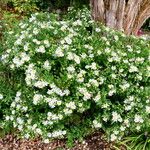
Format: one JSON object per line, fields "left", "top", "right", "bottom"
{"left": 0, "top": 132, "right": 117, "bottom": 150}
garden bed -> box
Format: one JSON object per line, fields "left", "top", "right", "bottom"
{"left": 0, "top": 132, "right": 117, "bottom": 150}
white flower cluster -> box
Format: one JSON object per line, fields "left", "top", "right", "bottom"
{"left": 1, "top": 10, "right": 149, "bottom": 143}
{"left": 67, "top": 52, "right": 81, "bottom": 64}
{"left": 78, "top": 87, "right": 92, "bottom": 101}
{"left": 124, "top": 96, "right": 135, "bottom": 111}
{"left": 25, "top": 64, "right": 37, "bottom": 86}
{"left": 33, "top": 94, "right": 43, "bottom": 105}
{"left": 44, "top": 130, "right": 66, "bottom": 143}
{"left": 12, "top": 52, "right": 30, "bottom": 68}
{"left": 134, "top": 115, "right": 144, "bottom": 123}
{"left": 47, "top": 84, "right": 70, "bottom": 96}
{"left": 93, "top": 120, "right": 102, "bottom": 128}
{"left": 34, "top": 80, "right": 48, "bottom": 88}
{"left": 112, "top": 111, "right": 122, "bottom": 122}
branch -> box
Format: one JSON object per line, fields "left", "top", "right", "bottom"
{"left": 132, "top": 0, "right": 150, "bottom": 34}
{"left": 124, "top": 0, "right": 143, "bottom": 35}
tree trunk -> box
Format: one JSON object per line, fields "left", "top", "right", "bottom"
{"left": 90, "top": 0, "right": 150, "bottom": 35}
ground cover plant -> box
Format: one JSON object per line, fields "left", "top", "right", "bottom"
{"left": 0, "top": 7, "right": 150, "bottom": 147}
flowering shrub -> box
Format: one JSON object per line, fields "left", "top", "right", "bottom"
{"left": 0, "top": 8, "right": 150, "bottom": 143}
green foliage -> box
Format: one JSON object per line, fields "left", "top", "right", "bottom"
{"left": 115, "top": 132, "right": 150, "bottom": 150}
{"left": 5, "top": 0, "right": 89, "bottom": 13}
{"left": 37, "top": 0, "right": 89, "bottom": 11}
{"left": 8, "top": 0, "right": 39, "bottom": 13}
{"left": 1, "top": 11, "right": 24, "bottom": 30}
{"left": 0, "top": 8, "right": 150, "bottom": 145}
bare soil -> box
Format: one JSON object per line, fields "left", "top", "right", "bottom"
{"left": 0, "top": 132, "right": 116, "bottom": 150}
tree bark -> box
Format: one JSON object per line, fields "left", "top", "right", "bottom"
{"left": 90, "top": 0, "right": 105, "bottom": 23}
{"left": 90, "top": 0, "right": 150, "bottom": 35}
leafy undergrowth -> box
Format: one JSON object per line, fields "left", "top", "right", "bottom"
{"left": 114, "top": 132, "right": 150, "bottom": 150}
{"left": 0, "top": 7, "right": 150, "bottom": 147}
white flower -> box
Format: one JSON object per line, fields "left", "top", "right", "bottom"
{"left": 1, "top": 54, "right": 9, "bottom": 61}
{"left": 67, "top": 74, "right": 73, "bottom": 79}
{"left": 108, "top": 89, "right": 116, "bottom": 96}
{"left": 64, "top": 108, "right": 73, "bottom": 115}
{"left": 67, "top": 66, "right": 75, "bottom": 73}
{"left": 32, "top": 124, "right": 37, "bottom": 130}
{"left": 129, "top": 65, "right": 138, "bottom": 73}
{"left": 29, "top": 16, "right": 36, "bottom": 22}
{"left": 33, "top": 28, "right": 39, "bottom": 35}
{"left": 102, "top": 103, "right": 109, "bottom": 108}
{"left": 61, "top": 25, "right": 68, "bottom": 31}
{"left": 120, "top": 126, "right": 126, "bottom": 131}
{"left": 105, "top": 48, "right": 111, "bottom": 53}
{"left": 78, "top": 87, "right": 86, "bottom": 93}
{"left": 125, "top": 105, "right": 132, "bottom": 111}
{"left": 93, "top": 93, "right": 101, "bottom": 102}
{"left": 77, "top": 77, "right": 84, "bottom": 83}
{"left": 134, "top": 115, "right": 143, "bottom": 123}
{"left": 22, "top": 106, "right": 28, "bottom": 112}
{"left": 95, "top": 28, "right": 101, "bottom": 32}
{"left": 124, "top": 119, "right": 130, "bottom": 127}
{"left": 5, "top": 116, "right": 10, "bottom": 121}
{"left": 13, "top": 57, "right": 21, "bottom": 67}
{"left": 20, "top": 52, "right": 30, "bottom": 62}
{"left": 55, "top": 47, "right": 64, "bottom": 57}
{"left": 33, "top": 94, "right": 43, "bottom": 105}
{"left": 65, "top": 37, "right": 72, "bottom": 45}
{"left": 44, "top": 139, "right": 49, "bottom": 143}
{"left": 33, "top": 39, "right": 41, "bottom": 45}
{"left": 137, "top": 75, "right": 142, "bottom": 80}
{"left": 24, "top": 45, "right": 29, "bottom": 51}
{"left": 18, "top": 125, "right": 23, "bottom": 131}
{"left": 89, "top": 79, "right": 99, "bottom": 87}
{"left": 43, "top": 40, "right": 50, "bottom": 47}
{"left": 67, "top": 52, "right": 74, "bottom": 60}
{"left": 51, "top": 130, "right": 66, "bottom": 138}
{"left": 136, "top": 126, "right": 141, "bottom": 131}
{"left": 66, "top": 102, "right": 76, "bottom": 110}
{"left": 146, "top": 106, "right": 150, "bottom": 114}
{"left": 120, "top": 82, "right": 130, "bottom": 91}
{"left": 91, "top": 62, "right": 97, "bottom": 70}
{"left": 36, "top": 128, "right": 42, "bottom": 135}
{"left": 47, "top": 133, "right": 52, "bottom": 138}
{"left": 74, "top": 55, "right": 80, "bottom": 64}
{"left": 36, "top": 45, "right": 46, "bottom": 53}
{"left": 34, "top": 81, "right": 48, "bottom": 88}
{"left": 112, "top": 112, "right": 122, "bottom": 122}
{"left": 110, "top": 134, "right": 117, "bottom": 141}
{"left": 64, "top": 89, "right": 70, "bottom": 96}
{"left": 15, "top": 39, "right": 22, "bottom": 45}
{"left": 81, "top": 53, "right": 87, "bottom": 59}
{"left": 43, "top": 60, "right": 51, "bottom": 70}
{"left": 73, "top": 20, "right": 82, "bottom": 26}
{"left": 97, "top": 50, "right": 102, "bottom": 55}
{"left": 24, "top": 133, "right": 30, "bottom": 139}
{"left": 103, "top": 117, "right": 108, "bottom": 122}
{"left": 17, "top": 117, "right": 24, "bottom": 124}
{"left": 0, "top": 94, "right": 3, "bottom": 99}
{"left": 114, "top": 35, "right": 119, "bottom": 41}
{"left": 83, "top": 92, "right": 92, "bottom": 101}
{"left": 93, "top": 120, "right": 102, "bottom": 128}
